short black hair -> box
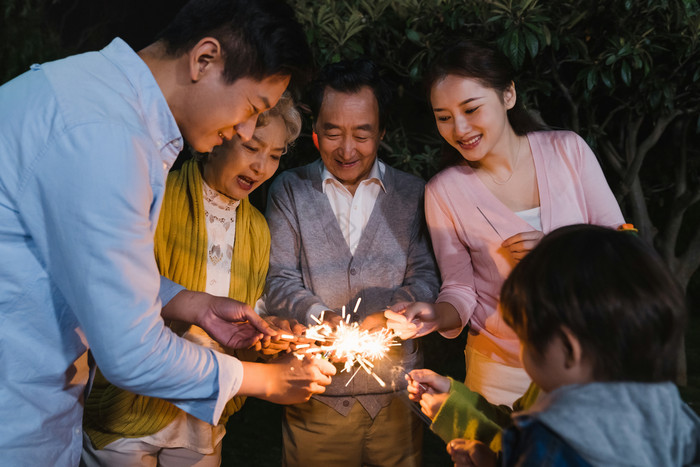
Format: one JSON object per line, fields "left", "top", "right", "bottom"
{"left": 308, "top": 58, "right": 392, "bottom": 132}
{"left": 159, "top": 0, "right": 313, "bottom": 92}
{"left": 500, "top": 224, "right": 686, "bottom": 383}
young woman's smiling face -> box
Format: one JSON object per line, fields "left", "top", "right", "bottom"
{"left": 430, "top": 74, "right": 515, "bottom": 164}
{"left": 202, "top": 114, "right": 287, "bottom": 201}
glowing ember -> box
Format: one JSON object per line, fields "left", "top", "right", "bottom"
{"left": 294, "top": 299, "right": 399, "bottom": 387}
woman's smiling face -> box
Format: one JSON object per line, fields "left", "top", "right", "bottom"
{"left": 202, "top": 114, "right": 287, "bottom": 201}
{"left": 430, "top": 74, "right": 515, "bottom": 164}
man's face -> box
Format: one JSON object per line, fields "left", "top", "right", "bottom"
{"left": 179, "top": 66, "right": 290, "bottom": 153}
{"left": 315, "top": 86, "right": 384, "bottom": 194}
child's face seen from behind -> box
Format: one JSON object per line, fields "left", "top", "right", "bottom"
{"left": 519, "top": 330, "right": 594, "bottom": 394}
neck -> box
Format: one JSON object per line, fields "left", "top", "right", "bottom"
{"left": 138, "top": 41, "right": 185, "bottom": 118}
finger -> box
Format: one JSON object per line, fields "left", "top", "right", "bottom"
{"left": 384, "top": 309, "right": 408, "bottom": 322}
{"left": 245, "top": 311, "right": 277, "bottom": 337}
{"left": 387, "top": 302, "right": 410, "bottom": 313}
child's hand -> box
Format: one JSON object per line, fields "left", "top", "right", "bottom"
{"left": 420, "top": 391, "right": 449, "bottom": 419}
{"left": 447, "top": 439, "right": 497, "bottom": 467}
{"left": 406, "top": 369, "right": 451, "bottom": 419}
{"left": 501, "top": 230, "right": 544, "bottom": 262}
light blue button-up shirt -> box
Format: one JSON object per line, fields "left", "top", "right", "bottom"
{"left": 0, "top": 38, "right": 242, "bottom": 466}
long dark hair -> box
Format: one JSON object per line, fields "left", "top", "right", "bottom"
{"left": 501, "top": 224, "right": 686, "bottom": 383}
{"left": 426, "top": 39, "right": 547, "bottom": 167}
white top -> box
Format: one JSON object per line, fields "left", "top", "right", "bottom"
{"left": 515, "top": 206, "right": 542, "bottom": 231}
{"left": 141, "top": 182, "right": 239, "bottom": 454}
{"left": 321, "top": 159, "right": 386, "bottom": 255}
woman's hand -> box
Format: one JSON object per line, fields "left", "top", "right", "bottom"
{"left": 384, "top": 302, "right": 438, "bottom": 339}
{"left": 447, "top": 439, "right": 498, "bottom": 467}
{"left": 256, "top": 316, "right": 307, "bottom": 355}
{"left": 501, "top": 230, "right": 544, "bottom": 262}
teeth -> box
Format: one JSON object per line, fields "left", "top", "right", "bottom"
{"left": 462, "top": 135, "right": 480, "bottom": 145}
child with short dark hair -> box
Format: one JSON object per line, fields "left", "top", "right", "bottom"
{"left": 409, "top": 224, "right": 699, "bottom": 466}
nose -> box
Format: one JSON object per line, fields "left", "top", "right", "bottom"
{"left": 234, "top": 115, "right": 257, "bottom": 142}
{"left": 250, "top": 151, "right": 265, "bottom": 174}
{"left": 339, "top": 136, "right": 355, "bottom": 160}
{"left": 454, "top": 114, "right": 471, "bottom": 136}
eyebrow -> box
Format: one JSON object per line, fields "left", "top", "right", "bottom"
{"left": 320, "top": 122, "right": 374, "bottom": 131}
{"left": 432, "top": 96, "right": 483, "bottom": 112}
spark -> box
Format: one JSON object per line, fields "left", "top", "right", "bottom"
{"left": 294, "top": 298, "right": 399, "bottom": 388}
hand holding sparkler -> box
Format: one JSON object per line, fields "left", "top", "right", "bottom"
{"left": 256, "top": 316, "right": 309, "bottom": 355}
{"left": 385, "top": 301, "right": 462, "bottom": 339}
{"left": 237, "top": 353, "right": 336, "bottom": 405}
{"left": 359, "top": 310, "right": 388, "bottom": 332}
{"left": 406, "top": 369, "right": 451, "bottom": 420}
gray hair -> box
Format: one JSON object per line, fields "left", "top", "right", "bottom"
{"left": 256, "top": 91, "right": 301, "bottom": 151}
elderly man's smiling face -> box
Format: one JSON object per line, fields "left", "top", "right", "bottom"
{"left": 314, "top": 86, "right": 385, "bottom": 195}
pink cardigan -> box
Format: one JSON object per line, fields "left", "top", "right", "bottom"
{"left": 426, "top": 130, "right": 624, "bottom": 366}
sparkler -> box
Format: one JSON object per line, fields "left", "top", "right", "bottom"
{"left": 292, "top": 298, "right": 400, "bottom": 387}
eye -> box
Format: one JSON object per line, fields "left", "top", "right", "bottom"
{"left": 242, "top": 144, "right": 258, "bottom": 153}
{"left": 465, "top": 106, "right": 480, "bottom": 114}
{"left": 435, "top": 115, "right": 451, "bottom": 123}
{"left": 354, "top": 136, "right": 368, "bottom": 142}
{"left": 324, "top": 133, "right": 341, "bottom": 140}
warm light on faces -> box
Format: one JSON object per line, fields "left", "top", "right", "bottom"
{"left": 430, "top": 75, "right": 516, "bottom": 163}
{"left": 202, "top": 114, "right": 287, "bottom": 201}
{"left": 315, "top": 86, "right": 384, "bottom": 194}
{"left": 181, "top": 69, "right": 290, "bottom": 154}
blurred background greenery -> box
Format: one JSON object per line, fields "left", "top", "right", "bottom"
{"left": 3, "top": 0, "right": 697, "bottom": 464}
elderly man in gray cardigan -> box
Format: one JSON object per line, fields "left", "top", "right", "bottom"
{"left": 264, "top": 59, "right": 440, "bottom": 466}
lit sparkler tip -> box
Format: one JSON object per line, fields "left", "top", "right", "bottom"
{"left": 352, "top": 297, "right": 362, "bottom": 314}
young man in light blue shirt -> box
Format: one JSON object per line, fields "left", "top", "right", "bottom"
{"left": 0, "top": 1, "right": 334, "bottom": 465}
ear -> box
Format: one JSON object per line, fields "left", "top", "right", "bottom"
{"left": 560, "top": 326, "right": 583, "bottom": 370}
{"left": 188, "top": 37, "right": 223, "bottom": 82}
{"left": 503, "top": 81, "right": 516, "bottom": 110}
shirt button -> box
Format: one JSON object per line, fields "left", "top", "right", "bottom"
{"left": 342, "top": 400, "right": 350, "bottom": 407}
{"left": 350, "top": 268, "right": 357, "bottom": 275}
{"left": 162, "top": 162, "right": 168, "bottom": 170}
{"left": 75, "top": 427, "right": 81, "bottom": 435}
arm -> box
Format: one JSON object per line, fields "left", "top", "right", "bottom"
{"left": 573, "top": 133, "right": 625, "bottom": 228}
{"left": 21, "top": 123, "right": 237, "bottom": 423}
{"left": 264, "top": 175, "right": 329, "bottom": 324}
{"left": 389, "top": 190, "right": 441, "bottom": 306}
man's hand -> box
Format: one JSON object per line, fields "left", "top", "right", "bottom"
{"left": 238, "top": 354, "right": 336, "bottom": 405}
{"left": 162, "top": 290, "right": 276, "bottom": 349}
{"left": 447, "top": 439, "right": 498, "bottom": 467}
{"left": 359, "top": 311, "right": 388, "bottom": 332}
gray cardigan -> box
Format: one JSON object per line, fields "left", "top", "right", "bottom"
{"left": 264, "top": 159, "right": 440, "bottom": 414}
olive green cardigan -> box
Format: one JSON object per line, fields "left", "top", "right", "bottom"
{"left": 83, "top": 159, "right": 270, "bottom": 449}
{"left": 430, "top": 378, "right": 541, "bottom": 452}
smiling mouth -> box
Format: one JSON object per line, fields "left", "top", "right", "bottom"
{"left": 237, "top": 175, "right": 256, "bottom": 190}
{"left": 458, "top": 135, "right": 481, "bottom": 149}
{"left": 337, "top": 159, "right": 359, "bottom": 168}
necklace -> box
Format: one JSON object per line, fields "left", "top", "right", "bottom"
{"left": 483, "top": 137, "right": 522, "bottom": 185}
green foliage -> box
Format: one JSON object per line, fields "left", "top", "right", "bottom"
{"left": 1, "top": 0, "right": 66, "bottom": 84}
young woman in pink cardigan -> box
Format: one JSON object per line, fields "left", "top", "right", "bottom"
{"left": 386, "top": 39, "right": 625, "bottom": 407}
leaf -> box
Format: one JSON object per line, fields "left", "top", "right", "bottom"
{"left": 406, "top": 28, "right": 421, "bottom": 44}
{"left": 621, "top": 61, "right": 632, "bottom": 86}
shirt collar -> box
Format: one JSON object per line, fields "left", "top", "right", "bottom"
{"left": 321, "top": 158, "right": 386, "bottom": 194}
{"left": 101, "top": 38, "right": 183, "bottom": 168}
